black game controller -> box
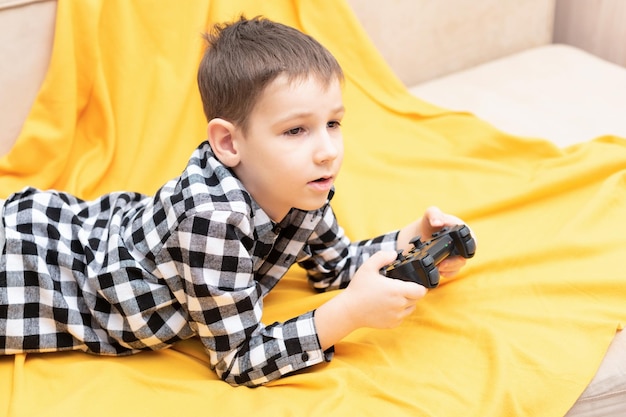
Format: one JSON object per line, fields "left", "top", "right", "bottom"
{"left": 380, "top": 224, "right": 476, "bottom": 288}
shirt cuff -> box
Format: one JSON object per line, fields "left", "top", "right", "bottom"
{"left": 323, "top": 345, "right": 335, "bottom": 362}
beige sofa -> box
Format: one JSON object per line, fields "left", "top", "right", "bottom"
{"left": 348, "top": 0, "right": 626, "bottom": 148}
{"left": 1, "top": 0, "right": 626, "bottom": 415}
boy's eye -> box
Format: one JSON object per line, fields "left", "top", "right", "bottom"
{"left": 285, "top": 127, "right": 303, "bottom": 136}
{"left": 327, "top": 121, "right": 341, "bottom": 129}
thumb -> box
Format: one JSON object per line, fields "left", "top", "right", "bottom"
{"left": 370, "top": 250, "right": 429, "bottom": 298}
{"left": 366, "top": 250, "right": 400, "bottom": 270}
{"left": 425, "top": 206, "right": 445, "bottom": 228}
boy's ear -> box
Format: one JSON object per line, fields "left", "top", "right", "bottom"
{"left": 206, "top": 118, "right": 240, "bottom": 167}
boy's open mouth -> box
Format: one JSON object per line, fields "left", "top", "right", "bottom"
{"left": 310, "top": 176, "right": 332, "bottom": 183}
{"left": 308, "top": 176, "right": 333, "bottom": 190}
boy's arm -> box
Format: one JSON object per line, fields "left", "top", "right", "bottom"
{"left": 163, "top": 211, "right": 335, "bottom": 387}
{"left": 296, "top": 205, "right": 428, "bottom": 349}
{"left": 298, "top": 205, "right": 399, "bottom": 292}
{"left": 299, "top": 204, "right": 471, "bottom": 291}
{"left": 302, "top": 206, "right": 472, "bottom": 349}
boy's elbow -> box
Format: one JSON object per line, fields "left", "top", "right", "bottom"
{"left": 214, "top": 355, "right": 273, "bottom": 388}
{"left": 221, "top": 373, "right": 266, "bottom": 388}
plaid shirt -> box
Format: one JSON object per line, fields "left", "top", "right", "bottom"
{"left": 0, "top": 141, "right": 398, "bottom": 386}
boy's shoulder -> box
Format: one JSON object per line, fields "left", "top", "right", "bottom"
{"left": 171, "top": 140, "right": 264, "bottom": 221}
{"left": 182, "top": 141, "right": 248, "bottom": 204}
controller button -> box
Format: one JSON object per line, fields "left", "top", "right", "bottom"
{"left": 422, "top": 255, "right": 434, "bottom": 268}
{"left": 431, "top": 227, "right": 449, "bottom": 239}
{"left": 409, "top": 236, "right": 423, "bottom": 248}
{"left": 428, "top": 269, "right": 439, "bottom": 286}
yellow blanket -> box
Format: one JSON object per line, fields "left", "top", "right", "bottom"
{"left": 2, "top": 1, "right": 625, "bottom": 416}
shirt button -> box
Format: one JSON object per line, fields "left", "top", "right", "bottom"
{"left": 301, "top": 352, "right": 309, "bottom": 362}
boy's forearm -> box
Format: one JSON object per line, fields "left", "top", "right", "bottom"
{"left": 314, "top": 292, "right": 358, "bottom": 350}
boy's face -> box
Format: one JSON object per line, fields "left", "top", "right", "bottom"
{"left": 231, "top": 74, "right": 345, "bottom": 222}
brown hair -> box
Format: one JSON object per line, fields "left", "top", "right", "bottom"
{"left": 197, "top": 16, "right": 344, "bottom": 131}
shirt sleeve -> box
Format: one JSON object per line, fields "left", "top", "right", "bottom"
{"left": 297, "top": 205, "right": 399, "bottom": 292}
{"left": 158, "top": 211, "right": 327, "bottom": 387}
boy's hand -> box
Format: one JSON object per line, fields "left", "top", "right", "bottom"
{"left": 397, "top": 206, "right": 475, "bottom": 278}
{"left": 340, "top": 250, "right": 428, "bottom": 329}
{"left": 315, "top": 251, "right": 427, "bottom": 350}
{"left": 419, "top": 206, "right": 464, "bottom": 240}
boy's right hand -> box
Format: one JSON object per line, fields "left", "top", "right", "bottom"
{"left": 340, "top": 250, "right": 428, "bottom": 329}
{"left": 315, "top": 250, "right": 428, "bottom": 351}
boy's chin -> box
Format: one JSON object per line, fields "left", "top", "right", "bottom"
{"left": 294, "top": 199, "right": 328, "bottom": 212}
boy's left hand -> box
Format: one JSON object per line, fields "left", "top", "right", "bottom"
{"left": 397, "top": 206, "right": 474, "bottom": 278}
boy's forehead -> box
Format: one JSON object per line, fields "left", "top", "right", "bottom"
{"left": 244, "top": 73, "right": 343, "bottom": 127}
{"left": 259, "top": 73, "right": 341, "bottom": 100}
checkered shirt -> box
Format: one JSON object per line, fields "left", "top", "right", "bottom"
{"left": 0, "top": 141, "right": 398, "bottom": 386}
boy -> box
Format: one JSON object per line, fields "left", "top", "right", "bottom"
{"left": 0, "top": 16, "right": 471, "bottom": 387}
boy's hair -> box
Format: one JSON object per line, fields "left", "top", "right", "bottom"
{"left": 197, "top": 16, "right": 344, "bottom": 131}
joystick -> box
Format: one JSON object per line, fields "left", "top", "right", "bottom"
{"left": 380, "top": 224, "right": 476, "bottom": 288}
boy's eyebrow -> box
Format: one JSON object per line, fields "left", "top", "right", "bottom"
{"left": 277, "top": 105, "right": 346, "bottom": 123}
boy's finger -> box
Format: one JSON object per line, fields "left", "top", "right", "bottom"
{"left": 369, "top": 250, "right": 400, "bottom": 269}
{"left": 425, "top": 206, "right": 445, "bottom": 228}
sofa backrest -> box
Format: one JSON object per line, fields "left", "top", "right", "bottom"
{"left": 347, "top": 0, "right": 556, "bottom": 86}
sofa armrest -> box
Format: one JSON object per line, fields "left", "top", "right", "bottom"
{"left": 0, "top": 0, "right": 57, "bottom": 155}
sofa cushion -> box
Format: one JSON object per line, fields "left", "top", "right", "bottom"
{"left": 410, "top": 44, "right": 626, "bottom": 147}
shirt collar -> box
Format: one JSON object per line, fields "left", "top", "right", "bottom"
{"left": 202, "top": 141, "right": 335, "bottom": 237}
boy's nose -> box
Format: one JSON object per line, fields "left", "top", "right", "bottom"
{"left": 315, "top": 132, "right": 341, "bottom": 164}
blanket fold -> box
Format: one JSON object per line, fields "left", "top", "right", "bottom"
{"left": 1, "top": 1, "right": 625, "bottom": 416}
